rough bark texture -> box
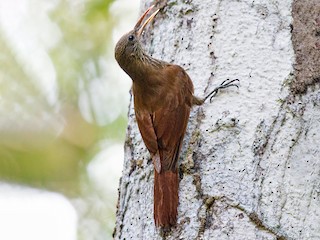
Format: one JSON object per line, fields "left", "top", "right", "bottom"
{"left": 114, "top": 0, "right": 320, "bottom": 239}
{"left": 291, "top": 0, "right": 320, "bottom": 94}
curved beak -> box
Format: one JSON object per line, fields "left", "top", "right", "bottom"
{"left": 135, "top": 6, "right": 160, "bottom": 37}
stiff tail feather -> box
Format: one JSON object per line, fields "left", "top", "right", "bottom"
{"left": 154, "top": 170, "right": 179, "bottom": 228}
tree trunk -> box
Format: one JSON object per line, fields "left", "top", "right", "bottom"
{"left": 113, "top": 0, "right": 320, "bottom": 239}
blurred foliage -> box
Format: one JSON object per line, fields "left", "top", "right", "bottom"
{"left": 50, "top": 0, "right": 115, "bottom": 104}
{"left": 0, "top": 0, "right": 131, "bottom": 238}
{"left": 0, "top": 0, "right": 124, "bottom": 191}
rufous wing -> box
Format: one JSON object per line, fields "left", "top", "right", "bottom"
{"left": 134, "top": 65, "right": 194, "bottom": 228}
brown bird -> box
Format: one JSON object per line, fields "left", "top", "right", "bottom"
{"left": 115, "top": 5, "right": 238, "bottom": 228}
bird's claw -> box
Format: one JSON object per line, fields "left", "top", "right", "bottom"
{"left": 207, "top": 78, "right": 240, "bottom": 103}
{"left": 219, "top": 78, "right": 240, "bottom": 88}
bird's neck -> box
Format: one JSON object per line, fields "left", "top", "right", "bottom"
{"left": 121, "top": 51, "right": 165, "bottom": 84}
{"left": 121, "top": 52, "right": 167, "bottom": 111}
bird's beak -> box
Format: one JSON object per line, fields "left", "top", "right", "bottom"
{"left": 135, "top": 6, "right": 160, "bottom": 37}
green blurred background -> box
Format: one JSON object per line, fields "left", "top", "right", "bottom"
{"left": 0, "top": 0, "right": 139, "bottom": 239}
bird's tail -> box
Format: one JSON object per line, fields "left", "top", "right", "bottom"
{"left": 154, "top": 170, "right": 179, "bottom": 228}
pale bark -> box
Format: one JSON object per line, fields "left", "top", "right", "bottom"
{"left": 114, "top": 0, "right": 320, "bottom": 239}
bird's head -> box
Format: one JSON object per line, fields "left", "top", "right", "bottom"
{"left": 114, "top": 5, "right": 159, "bottom": 67}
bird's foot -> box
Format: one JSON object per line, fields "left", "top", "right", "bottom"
{"left": 204, "top": 78, "right": 240, "bottom": 103}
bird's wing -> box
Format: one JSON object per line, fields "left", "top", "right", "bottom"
{"left": 135, "top": 109, "right": 164, "bottom": 173}
{"left": 135, "top": 97, "right": 191, "bottom": 172}
{"left": 134, "top": 65, "right": 194, "bottom": 172}
{"left": 152, "top": 98, "right": 191, "bottom": 171}
{"left": 152, "top": 65, "right": 194, "bottom": 171}
{"left": 135, "top": 110, "right": 158, "bottom": 155}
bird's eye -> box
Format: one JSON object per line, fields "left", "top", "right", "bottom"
{"left": 128, "top": 35, "right": 134, "bottom": 41}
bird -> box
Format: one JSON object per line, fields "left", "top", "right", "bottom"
{"left": 114, "top": 5, "right": 239, "bottom": 229}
